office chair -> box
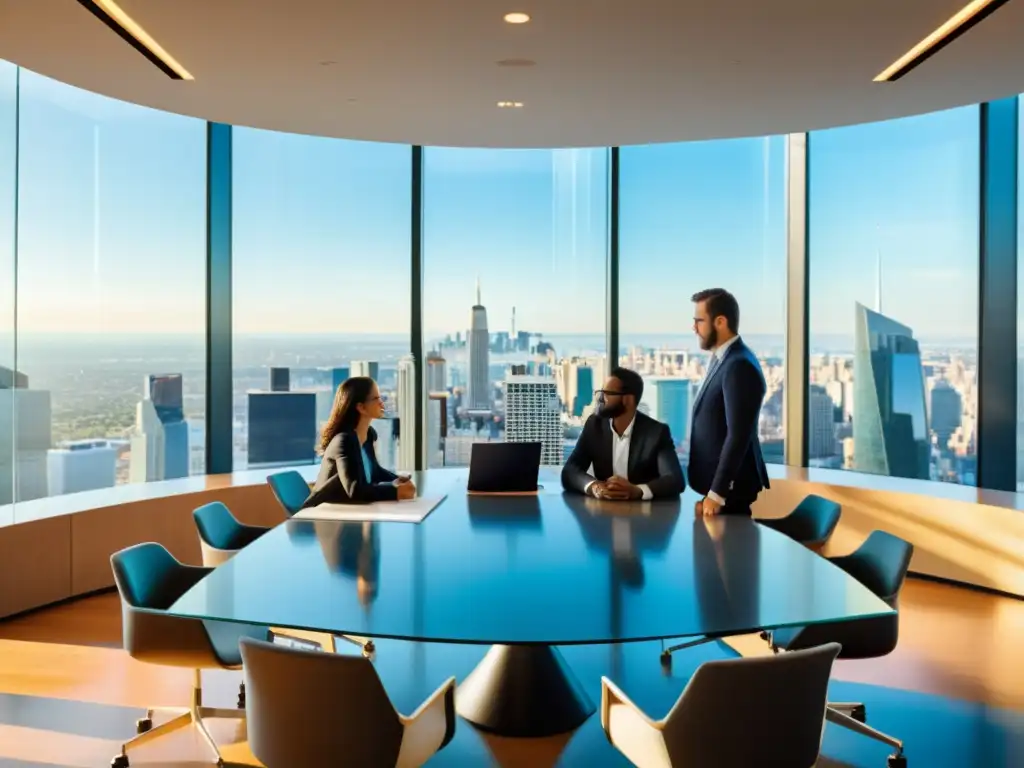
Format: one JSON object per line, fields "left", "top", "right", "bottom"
{"left": 757, "top": 494, "right": 842, "bottom": 549}
{"left": 109, "top": 542, "right": 270, "bottom": 768}
{"left": 602, "top": 643, "right": 841, "bottom": 767}
{"left": 240, "top": 637, "right": 457, "bottom": 767}
{"left": 193, "top": 501, "right": 270, "bottom": 567}
{"left": 766, "top": 530, "right": 914, "bottom": 768}
{"left": 267, "top": 470, "right": 311, "bottom": 517}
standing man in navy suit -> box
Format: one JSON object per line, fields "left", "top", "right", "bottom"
{"left": 687, "top": 288, "right": 770, "bottom": 516}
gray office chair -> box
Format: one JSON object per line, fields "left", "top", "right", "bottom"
{"left": 757, "top": 494, "right": 842, "bottom": 549}
{"left": 240, "top": 637, "right": 457, "bottom": 767}
{"left": 109, "top": 542, "right": 270, "bottom": 768}
{"left": 193, "top": 501, "right": 270, "bottom": 567}
{"left": 602, "top": 642, "right": 841, "bottom": 767}
{"left": 767, "top": 530, "right": 914, "bottom": 768}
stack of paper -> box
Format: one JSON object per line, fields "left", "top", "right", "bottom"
{"left": 292, "top": 495, "right": 447, "bottom": 524}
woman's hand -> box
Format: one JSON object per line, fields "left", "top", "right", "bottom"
{"left": 395, "top": 479, "right": 417, "bottom": 500}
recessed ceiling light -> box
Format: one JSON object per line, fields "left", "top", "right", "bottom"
{"left": 504, "top": 12, "right": 531, "bottom": 24}
{"left": 497, "top": 101, "right": 524, "bottom": 108}
{"left": 874, "top": 0, "right": 1013, "bottom": 82}
{"left": 76, "top": 0, "right": 194, "bottom": 80}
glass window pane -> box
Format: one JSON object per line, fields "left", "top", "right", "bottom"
{"left": 232, "top": 131, "right": 411, "bottom": 471}
{"left": 0, "top": 61, "right": 15, "bottom": 525}
{"left": 809, "top": 106, "right": 980, "bottom": 485}
{"left": 619, "top": 137, "right": 788, "bottom": 469}
{"left": 1018, "top": 96, "right": 1024, "bottom": 493}
{"left": 422, "top": 148, "right": 609, "bottom": 467}
{"left": 13, "top": 69, "right": 207, "bottom": 516}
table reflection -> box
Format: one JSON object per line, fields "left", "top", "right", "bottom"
{"left": 313, "top": 520, "right": 381, "bottom": 606}
{"left": 692, "top": 516, "right": 762, "bottom": 636}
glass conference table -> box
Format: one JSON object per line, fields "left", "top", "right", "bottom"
{"left": 167, "top": 468, "right": 893, "bottom": 737}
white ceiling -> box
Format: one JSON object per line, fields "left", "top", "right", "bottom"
{"left": 0, "top": 0, "right": 1022, "bottom": 147}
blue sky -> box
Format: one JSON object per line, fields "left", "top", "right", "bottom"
{"left": 0, "top": 61, "right": 987, "bottom": 344}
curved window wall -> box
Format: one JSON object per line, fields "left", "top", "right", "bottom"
{"left": 422, "top": 147, "right": 609, "bottom": 467}
{"left": 809, "top": 106, "right": 980, "bottom": 486}
{"left": 2, "top": 56, "right": 1022, "bottom": 523}
{"left": 619, "top": 137, "right": 787, "bottom": 469}
{"left": 231, "top": 129, "right": 411, "bottom": 471}
{"left": 4, "top": 67, "right": 207, "bottom": 522}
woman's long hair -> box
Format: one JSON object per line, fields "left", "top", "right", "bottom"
{"left": 319, "top": 376, "right": 375, "bottom": 453}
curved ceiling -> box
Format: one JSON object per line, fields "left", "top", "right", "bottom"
{"left": 0, "top": 0, "right": 1022, "bottom": 147}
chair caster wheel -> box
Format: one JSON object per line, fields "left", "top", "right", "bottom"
{"left": 135, "top": 717, "right": 152, "bottom": 734}
{"left": 659, "top": 651, "right": 672, "bottom": 675}
{"left": 851, "top": 704, "right": 866, "bottom": 722}
{"left": 887, "top": 753, "right": 906, "bottom": 768}
{"left": 237, "top": 682, "right": 246, "bottom": 709}
{"left": 111, "top": 754, "right": 129, "bottom": 768}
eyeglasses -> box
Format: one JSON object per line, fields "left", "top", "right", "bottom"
{"left": 594, "top": 389, "right": 628, "bottom": 400}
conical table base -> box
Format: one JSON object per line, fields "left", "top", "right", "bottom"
{"left": 456, "top": 644, "right": 595, "bottom": 737}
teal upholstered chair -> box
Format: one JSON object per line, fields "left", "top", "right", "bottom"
{"left": 193, "top": 501, "right": 270, "bottom": 567}
{"left": 267, "top": 470, "right": 311, "bottom": 517}
{"left": 109, "top": 542, "right": 269, "bottom": 768}
{"left": 768, "top": 531, "right": 914, "bottom": 768}
{"left": 758, "top": 495, "right": 842, "bottom": 549}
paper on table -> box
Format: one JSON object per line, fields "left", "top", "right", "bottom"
{"left": 292, "top": 495, "right": 447, "bottom": 524}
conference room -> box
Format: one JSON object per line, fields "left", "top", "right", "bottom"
{"left": 1, "top": 0, "right": 1024, "bottom": 766}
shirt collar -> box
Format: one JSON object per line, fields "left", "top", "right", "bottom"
{"left": 712, "top": 334, "right": 740, "bottom": 360}
{"left": 614, "top": 415, "right": 637, "bottom": 440}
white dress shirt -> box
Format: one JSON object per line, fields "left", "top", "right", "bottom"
{"left": 584, "top": 417, "right": 654, "bottom": 500}
{"left": 700, "top": 335, "right": 740, "bottom": 507}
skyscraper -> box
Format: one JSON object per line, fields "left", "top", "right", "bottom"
{"left": 351, "top": 361, "right": 379, "bottom": 381}
{"left": 808, "top": 384, "right": 836, "bottom": 459}
{"left": 426, "top": 350, "right": 447, "bottom": 394}
{"left": 644, "top": 378, "right": 693, "bottom": 450}
{"left": 270, "top": 367, "right": 290, "bottom": 392}
{"left": 930, "top": 381, "right": 962, "bottom": 451}
{"left": 852, "top": 302, "right": 930, "bottom": 480}
{"left": 0, "top": 367, "right": 51, "bottom": 505}
{"left": 468, "top": 278, "right": 490, "bottom": 412}
{"left": 129, "top": 374, "right": 189, "bottom": 482}
{"left": 247, "top": 390, "right": 317, "bottom": 467}
{"left": 396, "top": 355, "right": 418, "bottom": 471}
{"left": 504, "top": 375, "right": 562, "bottom": 465}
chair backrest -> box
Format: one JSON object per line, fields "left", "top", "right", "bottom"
{"left": 193, "top": 501, "right": 242, "bottom": 552}
{"left": 833, "top": 530, "right": 914, "bottom": 603}
{"left": 240, "top": 637, "right": 404, "bottom": 767}
{"left": 665, "top": 643, "right": 841, "bottom": 767}
{"left": 267, "top": 471, "right": 310, "bottom": 516}
{"left": 790, "top": 494, "right": 843, "bottom": 545}
{"left": 110, "top": 543, "right": 217, "bottom": 667}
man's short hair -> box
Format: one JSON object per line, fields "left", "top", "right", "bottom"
{"left": 691, "top": 288, "right": 740, "bottom": 333}
{"left": 609, "top": 367, "right": 644, "bottom": 404}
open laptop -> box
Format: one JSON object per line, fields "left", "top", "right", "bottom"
{"left": 467, "top": 442, "right": 543, "bottom": 494}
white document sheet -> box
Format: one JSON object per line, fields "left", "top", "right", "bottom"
{"left": 292, "top": 495, "right": 447, "bottom": 524}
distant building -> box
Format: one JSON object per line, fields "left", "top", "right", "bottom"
{"left": 468, "top": 279, "right": 490, "bottom": 411}
{"left": 0, "top": 369, "right": 51, "bottom": 504}
{"left": 930, "top": 381, "right": 962, "bottom": 451}
{"left": 808, "top": 384, "right": 836, "bottom": 459}
{"left": 504, "top": 375, "right": 562, "bottom": 466}
{"left": 48, "top": 440, "right": 116, "bottom": 495}
{"left": 351, "top": 361, "right": 379, "bottom": 381}
{"left": 270, "top": 367, "right": 290, "bottom": 393}
{"left": 852, "top": 302, "right": 930, "bottom": 480}
{"left": 316, "top": 366, "right": 351, "bottom": 425}
{"left": 396, "top": 355, "right": 418, "bottom": 471}
{"left": 426, "top": 393, "right": 448, "bottom": 468}
{"left": 247, "top": 391, "right": 317, "bottom": 467}
{"left": 426, "top": 351, "right": 447, "bottom": 394}
{"left": 129, "top": 374, "right": 189, "bottom": 483}
{"left": 644, "top": 378, "right": 693, "bottom": 450}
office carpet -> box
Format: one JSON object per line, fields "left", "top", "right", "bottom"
{"left": 1, "top": 639, "right": 1022, "bottom": 766}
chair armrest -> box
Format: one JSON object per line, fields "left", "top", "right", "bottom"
{"left": 601, "top": 676, "right": 660, "bottom": 732}
{"left": 396, "top": 676, "right": 457, "bottom": 767}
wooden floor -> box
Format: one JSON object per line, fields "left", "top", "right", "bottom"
{"left": 0, "top": 577, "right": 1022, "bottom": 766}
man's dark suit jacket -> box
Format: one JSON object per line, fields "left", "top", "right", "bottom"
{"left": 687, "top": 337, "right": 770, "bottom": 505}
{"left": 303, "top": 427, "right": 399, "bottom": 507}
{"left": 561, "top": 412, "right": 685, "bottom": 498}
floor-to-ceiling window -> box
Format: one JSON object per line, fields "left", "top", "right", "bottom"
{"left": 1017, "top": 97, "right": 1024, "bottom": 493}
{"left": 231, "top": 130, "right": 411, "bottom": 471}
{"left": 422, "top": 148, "right": 609, "bottom": 467}
{"left": 0, "top": 61, "right": 15, "bottom": 525}
{"left": 11, "top": 69, "right": 207, "bottom": 517}
{"left": 809, "top": 106, "right": 980, "bottom": 485}
{"left": 619, "top": 137, "right": 787, "bottom": 468}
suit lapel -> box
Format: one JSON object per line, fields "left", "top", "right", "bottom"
{"left": 599, "top": 418, "right": 614, "bottom": 476}
{"left": 693, "top": 339, "right": 740, "bottom": 415}
{"left": 627, "top": 416, "right": 643, "bottom": 479}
